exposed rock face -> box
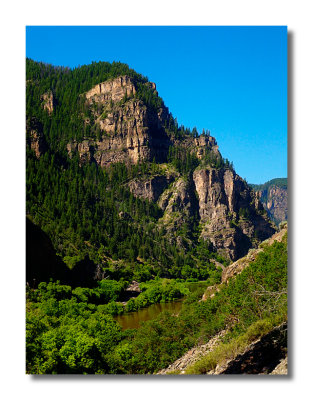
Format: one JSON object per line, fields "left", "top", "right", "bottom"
{"left": 67, "top": 76, "right": 171, "bottom": 166}
{"left": 26, "top": 117, "right": 47, "bottom": 158}
{"left": 86, "top": 76, "right": 136, "bottom": 102}
{"left": 260, "top": 185, "right": 288, "bottom": 225}
{"left": 41, "top": 91, "right": 54, "bottom": 115}
{"left": 29, "top": 130, "right": 46, "bottom": 159}
{"left": 157, "top": 323, "right": 287, "bottom": 375}
{"left": 157, "top": 177, "right": 199, "bottom": 247}
{"left": 128, "top": 174, "right": 175, "bottom": 202}
{"left": 221, "top": 226, "right": 287, "bottom": 283}
{"left": 125, "top": 281, "right": 141, "bottom": 293}
{"left": 193, "top": 135, "right": 220, "bottom": 158}
{"left": 65, "top": 75, "right": 276, "bottom": 261}
{"left": 193, "top": 167, "right": 276, "bottom": 260}
{"left": 158, "top": 178, "right": 194, "bottom": 214}
{"left": 251, "top": 179, "right": 288, "bottom": 225}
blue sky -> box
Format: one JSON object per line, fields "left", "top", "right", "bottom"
{"left": 26, "top": 26, "right": 287, "bottom": 184}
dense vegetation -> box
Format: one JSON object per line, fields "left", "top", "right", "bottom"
{"left": 26, "top": 233, "right": 287, "bottom": 374}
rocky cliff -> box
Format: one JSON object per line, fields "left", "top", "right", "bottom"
{"left": 193, "top": 167, "right": 275, "bottom": 259}
{"left": 63, "top": 76, "right": 276, "bottom": 261}
{"left": 251, "top": 178, "right": 287, "bottom": 225}
{"left": 67, "top": 76, "right": 171, "bottom": 166}
{"left": 261, "top": 185, "right": 287, "bottom": 225}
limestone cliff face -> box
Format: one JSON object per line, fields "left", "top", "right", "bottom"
{"left": 193, "top": 167, "right": 276, "bottom": 260}
{"left": 67, "top": 76, "right": 171, "bottom": 166}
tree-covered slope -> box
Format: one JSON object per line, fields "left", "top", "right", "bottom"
{"left": 26, "top": 59, "right": 286, "bottom": 375}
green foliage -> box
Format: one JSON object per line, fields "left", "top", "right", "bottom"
{"left": 134, "top": 82, "right": 163, "bottom": 112}
{"left": 167, "top": 145, "right": 200, "bottom": 174}
{"left": 199, "top": 148, "right": 234, "bottom": 170}
{"left": 26, "top": 58, "right": 287, "bottom": 375}
{"left": 26, "top": 234, "right": 287, "bottom": 374}
{"left": 124, "top": 279, "right": 190, "bottom": 313}
{"left": 239, "top": 207, "right": 251, "bottom": 219}
{"left": 185, "top": 318, "right": 275, "bottom": 374}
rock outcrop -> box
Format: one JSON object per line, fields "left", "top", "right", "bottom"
{"left": 270, "top": 356, "right": 288, "bottom": 375}
{"left": 128, "top": 174, "right": 175, "bottom": 202}
{"left": 251, "top": 179, "right": 288, "bottom": 225}
{"left": 158, "top": 323, "right": 287, "bottom": 375}
{"left": 157, "top": 177, "right": 199, "bottom": 247}
{"left": 26, "top": 117, "right": 47, "bottom": 159}
{"left": 192, "top": 135, "right": 220, "bottom": 158}
{"left": 193, "top": 167, "right": 276, "bottom": 260}
{"left": 41, "top": 90, "right": 54, "bottom": 115}
{"left": 67, "top": 76, "right": 171, "bottom": 166}
{"left": 65, "top": 75, "right": 276, "bottom": 261}
{"left": 260, "top": 185, "right": 288, "bottom": 225}
{"left": 221, "top": 226, "right": 287, "bottom": 283}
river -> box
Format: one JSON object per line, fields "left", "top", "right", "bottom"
{"left": 114, "top": 281, "right": 208, "bottom": 330}
{"left": 114, "top": 298, "right": 184, "bottom": 330}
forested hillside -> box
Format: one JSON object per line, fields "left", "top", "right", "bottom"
{"left": 26, "top": 59, "right": 275, "bottom": 284}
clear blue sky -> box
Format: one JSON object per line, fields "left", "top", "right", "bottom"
{"left": 26, "top": 26, "right": 287, "bottom": 184}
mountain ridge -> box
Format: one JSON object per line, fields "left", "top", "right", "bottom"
{"left": 26, "top": 59, "right": 276, "bottom": 283}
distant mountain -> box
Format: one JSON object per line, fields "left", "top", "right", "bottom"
{"left": 250, "top": 178, "right": 287, "bottom": 225}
